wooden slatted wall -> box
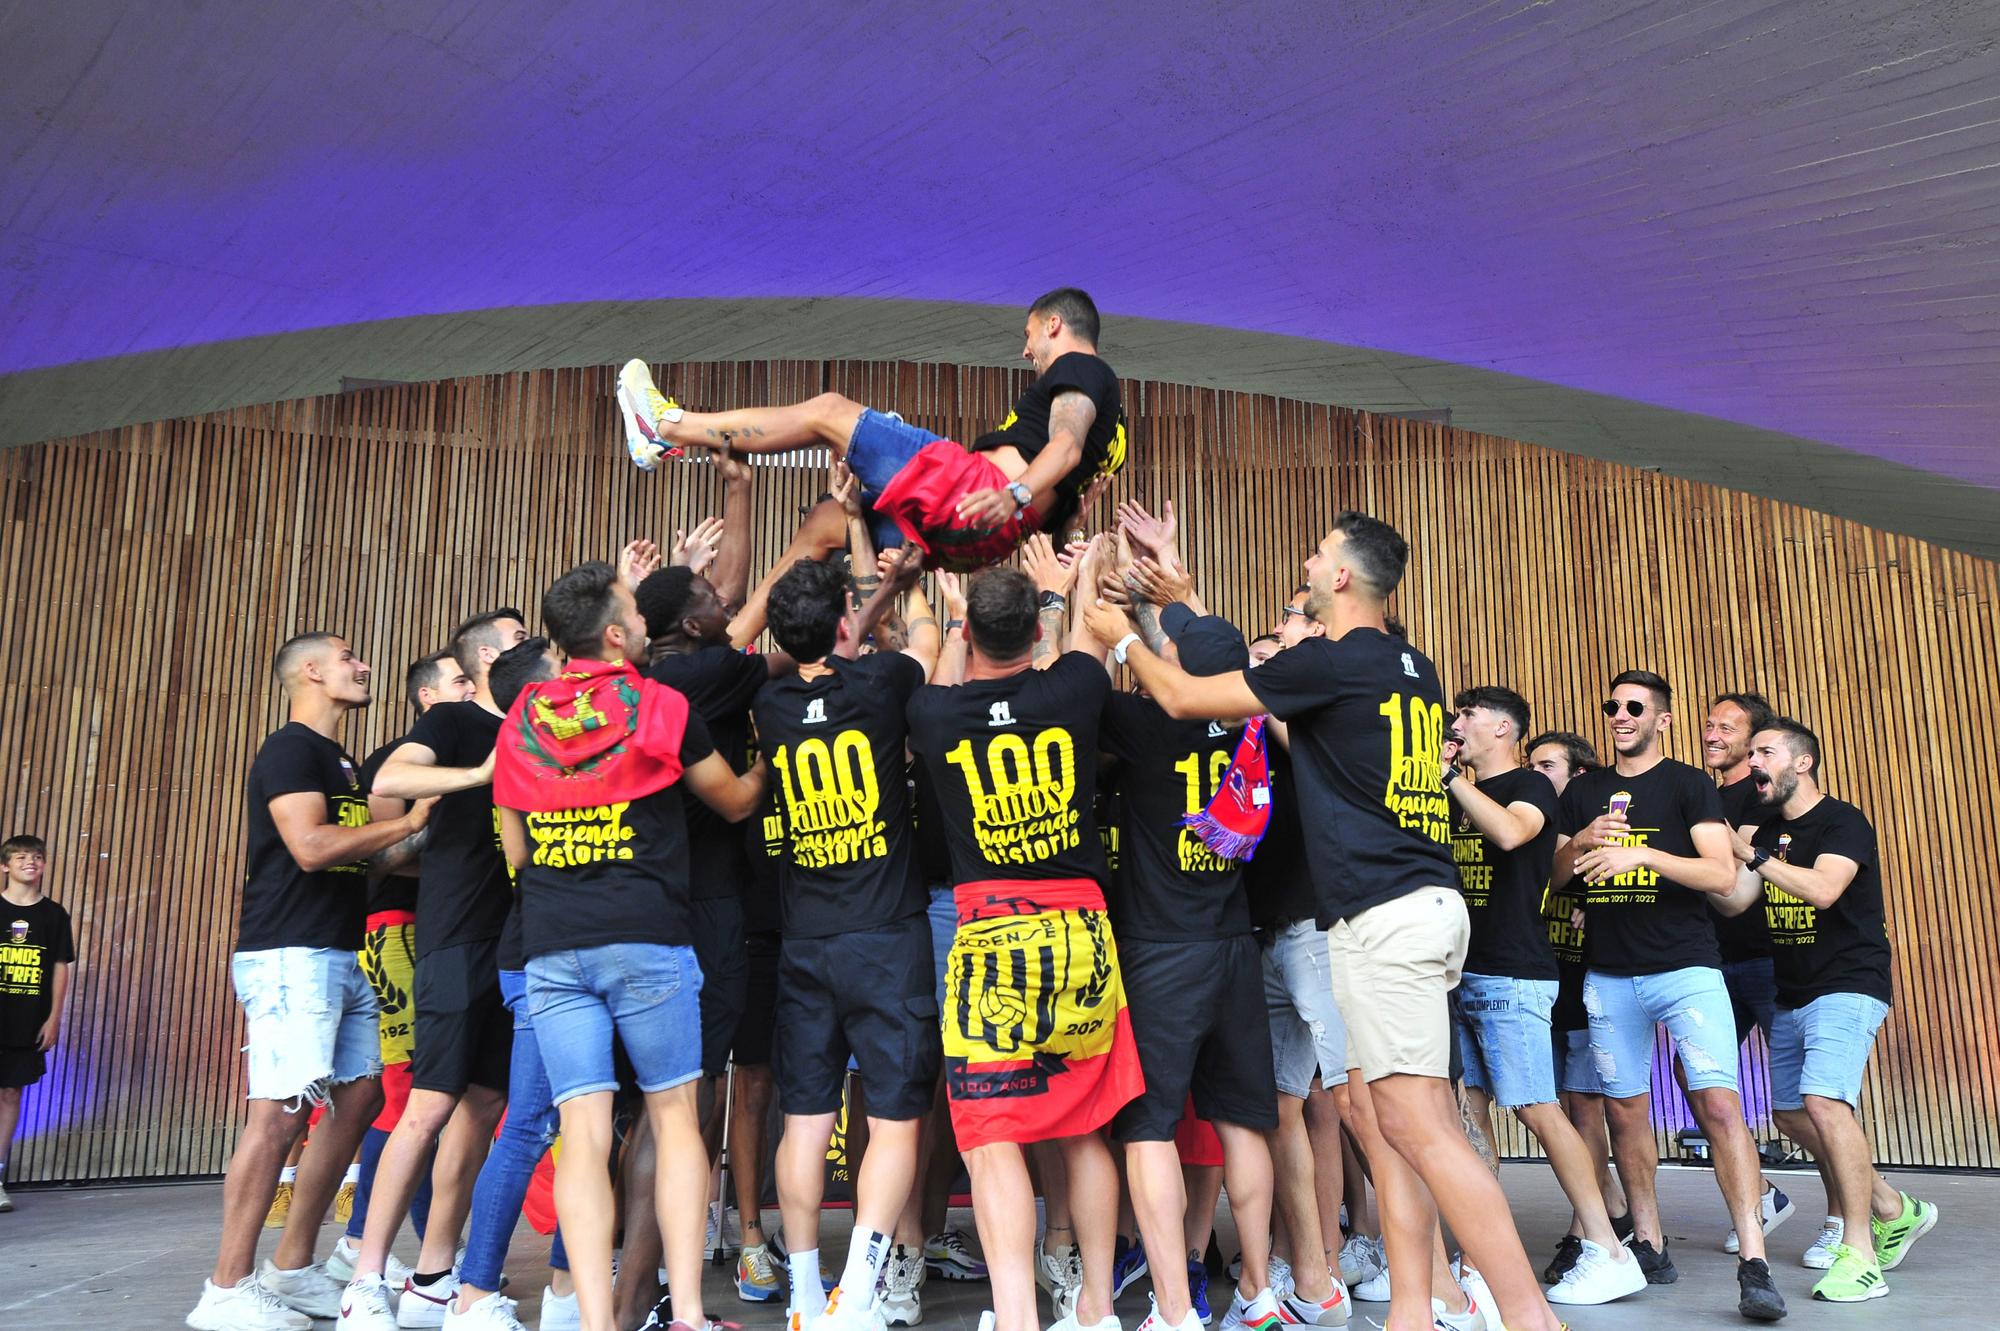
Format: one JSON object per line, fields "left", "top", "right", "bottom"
{"left": 1, "top": 361, "right": 1994, "bottom": 1183}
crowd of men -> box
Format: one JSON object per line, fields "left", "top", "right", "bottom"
{"left": 185, "top": 291, "right": 1936, "bottom": 1331}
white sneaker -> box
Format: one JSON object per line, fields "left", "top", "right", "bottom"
{"left": 1349, "top": 1267, "right": 1389, "bottom": 1304}
{"left": 1430, "top": 1296, "right": 1486, "bottom": 1331}
{"left": 707, "top": 1206, "right": 744, "bottom": 1260}
{"left": 812, "top": 1285, "right": 889, "bottom": 1331}
{"left": 1337, "top": 1237, "right": 1383, "bottom": 1292}
{"left": 188, "top": 1276, "right": 312, "bottom": 1331}
{"left": 337, "top": 1274, "right": 400, "bottom": 1331}
{"left": 0, "top": 1181, "right": 11, "bottom": 1212}
{"left": 259, "top": 1260, "right": 347, "bottom": 1320}
{"left": 399, "top": 1273, "right": 462, "bottom": 1328}
{"left": 538, "top": 1285, "right": 581, "bottom": 1331}
{"left": 1277, "top": 1276, "right": 1349, "bottom": 1327}
{"left": 443, "top": 1292, "right": 528, "bottom": 1331}
{"left": 1268, "top": 1255, "right": 1295, "bottom": 1303}
{"left": 1220, "top": 1286, "right": 1282, "bottom": 1331}
{"left": 326, "top": 1236, "right": 416, "bottom": 1287}
{"left": 1447, "top": 1258, "right": 1492, "bottom": 1322}
{"left": 1047, "top": 1312, "right": 1121, "bottom": 1331}
{"left": 881, "top": 1244, "right": 927, "bottom": 1327}
{"left": 1725, "top": 1185, "right": 1797, "bottom": 1253}
{"left": 1141, "top": 1295, "right": 1206, "bottom": 1331}
{"left": 1801, "top": 1217, "right": 1845, "bottom": 1270}
{"left": 1546, "top": 1239, "right": 1647, "bottom": 1305}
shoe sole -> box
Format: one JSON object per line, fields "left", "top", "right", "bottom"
{"left": 1641, "top": 1265, "right": 1679, "bottom": 1286}
{"left": 925, "top": 1264, "right": 987, "bottom": 1282}
{"left": 1877, "top": 1204, "right": 1938, "bottom": 1271}
{"left": 738, "top": 1284, "right": 784, "bottom": 1303}
{"left": 615, "top": 374, "right": 662, "bottom": 471}
{"left": 1739, "top": 1299, "right": 1789, "bottom": 1321}
{"left": 1547, "top": 1266, "right": 1649, "bottom": 1305}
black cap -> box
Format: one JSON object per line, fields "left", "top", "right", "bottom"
{"left": 1161, "top": 603, "right": 1249, "bottom": 677}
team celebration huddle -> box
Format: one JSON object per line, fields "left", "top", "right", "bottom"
{"left": 184, "top": 290, "right": 1937, "bottom": 1331}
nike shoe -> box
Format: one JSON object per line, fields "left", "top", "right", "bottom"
{"left": 1630, "top": 1237, "right": 1678, "bottom": 1285}
{"left": 188, "top": 1275, "right": 312, "bottom": 1331}
{"left": 1140, "top": 1296, "right": 1208, "bottom": 1331}
{"left": 811, "top": 1286, "right": 888, "bottom": 1331}
{"left": 616, "top": 359, "right": 684, "bottom": 469}
{"left": 880, "top": 1244, "right": 926, "bottom": 1327}
{"left": 399, "top": 1272, "right": 462, "bottom": 1328}
{"left": 325, "top": 1236, "right": 414, "bottom": 1287}
{"left": 258, "top": 1259, "right": 346, "bottom": 1320}
{"left": 1429, "top": 1295, "right": 1486, "bottom": 1331}
{"left": 1736, "top": 1257, "right": 1787, "bottom": 1321}
{"left": 1187, "top": 1258, "right": 1213, "bottom": 1327}
{"left": 737, "top": 1243, "right": 783, "bottom": 1303}
{"left": 1800, "top": 1217, "right": 1844, "bottom": 1270}
{"left": 442, "top": 1291, "right": 529, "bottom": 1330}
{"left": 1276, "top": 1279, "right": 1349, "bottom": 1327}
{"left": 265, "top": 1180, "right": 294, "bottom": 1229}
{"left": 1112, "top": 1236, "right": 1150, "bottom": 1299}
{"left": 1810, "top": 1245, "right": 1886, "bottom": 1303}
{"left": 1870, "top": 1191, "right": 1938, "bottom": 1270}
{"left": 1543, "top": 1235, "right": 1583, "bottom": 1285}
{"left": 336, "top": 1273, "right": 399, "bottom": 1331}
{"left": 1546, "top": 1240, "right": 1646, "bottom": 1305}
{"left": 1219, "top": 1287, "right": 1283, "bottom": 1331}
{"left": 1725, "top": 1185, "right": 1796, "bottom": 1254}
{"left": 1335, "top": 1237, "right": 1381, "bottom": 1291}
{"left": 924, "top": 1229, "right": 988, "bottom": 1282}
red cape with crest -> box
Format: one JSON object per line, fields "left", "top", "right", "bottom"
{"left": 492, "top": 658, "right": 691, "bottom": 812}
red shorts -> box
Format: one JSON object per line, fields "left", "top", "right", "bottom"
{"left": 941, "top": 879, "right": 1144, "bottom": 1150}
{"left": 873, "top": 441, "right": 1044, "bottom": 572}
{"left": 1175, "top": 1097, "right": 1224, "bottom": 1167}
{"left": 372, "top": 1060, "right": 415, "bottom": 1132}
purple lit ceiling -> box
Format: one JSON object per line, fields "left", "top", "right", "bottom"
{"left": 2, "top": 2, "right": 1996, "bottom": 550}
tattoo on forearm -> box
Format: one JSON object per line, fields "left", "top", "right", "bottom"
{"left": 1132, "top": 601, "right": 1166, "bottom": 653}
{"left": 1034, "top": 606, "right": 1064, "bottom": 663}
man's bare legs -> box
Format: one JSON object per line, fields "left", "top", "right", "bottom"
{"left": 1267, "top": 1095, "right": 1336, "bottom": 1303}
{"left": 1182, "top": 1164, "right": 1223, "bottom": 1273}
{"left": 213, "top": 1078, "right": 383, "bottom": 1286}
{"left": 1687, "top": 1088, "right": 1769, "bottom": 1263}
{"left": 613, "top": 1118, "right": 663, "bottom": 1330}
{"left": 1127, "top": 1141, "right": 1198, "bottom": 1323}
{"left": 1513, "top": 1100, "right": 1629, "bottom": 1253}
{"left": 966, "top": 1142, "right": 1039, "bottom": 1331}
{"left": 647, "top": 391, "right": 869, "bottom": 460}
{"left": 271, "top": 1079, "right": 383, "bottom": 1272}
{"left": 1341, "top": 1076, "right": 1463, "bottom": 1331}
{"left": 1772, "top": 1104, "right": 1902, "bottom": 1264}
{"left": 1304, "top": 1083, "right": 1347, "bottom": 1272}
{"left": 353, "top": 1085, "right": 502, "bottom": 1281}
{"left": 1061, "top": 1132, "right": 1122, "bottom": 1327}
{"left": 651, "top": 1082, "right": 711, "bottom": 1331}
{"left": 731, "top": 1063, "right": 777, "bottom": 1246}
{"left": 1559, "top": 1089, "right": 1626, "bottom": 1239}
{"left": 778, "top": 1112, "right": 839, "bottom": 1314}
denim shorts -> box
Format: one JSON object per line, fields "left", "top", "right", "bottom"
{"left": 1582, "top": 965, "right": 1739, "bottom": 1099}
{"left": 1721, "top": 955, "right": 1778, "bottom": 1043}
{"left": 1769, "top": 992, "right": 1889, "bottom": 1110}
{"left": 1454, "top": 973, "right": 1558, "bottom": 1107}
{"left": 232, "top": 947, "right": 382, "bottom": 1107}
{"left": 525, "top": 943, "right": 704, "bottom": 1105}
{"left": 1263, "top": 918, "right": 1350, "bottom": 1094}
{"left": 848, "top": 409, "right": 944, "bottom": 550}
{"left": 1555, "top": 1024, "right": 1603, "bottom": 1095}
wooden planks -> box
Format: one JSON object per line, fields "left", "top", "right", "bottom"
{"left": 0, "top": 361, "right": 1995, "bottom": 1182}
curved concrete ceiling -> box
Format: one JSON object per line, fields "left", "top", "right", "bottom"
{"left": 3, "top": 2, "right": 1996, "bottom": 555}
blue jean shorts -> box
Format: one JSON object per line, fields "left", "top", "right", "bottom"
{"left": 231, "top": 947, "right": 381, "bottom": 1107}
{"left": 847, "top": 409, "right": 945, "bottom": 550}
{"left": 1769, "top": 992, "right": 1889, "bottom": 1110}
{"left": 1263, "top": 919, "right": 1350, "bottom": 1094}
{"left": 1582, "top": 965, "right": 1740, "bottom": 1099}
{"left": 1555, "top": 1025, "right": 1603, "bottom": 1095}
{"left": 1454, "top": 973, "right": 1558, "bottom": 1107}
{"left": 526, "top": 943, "right": 704, "bottom": 1106}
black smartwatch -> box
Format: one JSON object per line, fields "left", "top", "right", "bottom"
{"left": 1747, "top": 847, "right": 1772, "bottom": 873}
{"left": 1038, "top": 591, "right": 1067, "bottom": 611}
{"left": 1441, "top": 766, "right": 1460, "bottom": 789}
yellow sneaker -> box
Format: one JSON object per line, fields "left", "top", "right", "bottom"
{"left": 616, "top": 359, "right": 685, "bottom": 468}
{"left": 263, "top": 1180, "right": 293, "bottom": 1229}
{"left": 333, "top": 1179, "right": 356, "bottom": 1226}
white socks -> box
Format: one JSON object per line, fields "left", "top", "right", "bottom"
{"left": 342, "top": 1162, "right": 360, "bottom": 1184}
{"left": 840, "top": 1228, "right": 892, "bottom": 1300}
{"left": 790, "top": 1248, "right": 827, "bottom": 1319}
{"left": 279, "top": 1165, "right": 298, "bottom": 1183}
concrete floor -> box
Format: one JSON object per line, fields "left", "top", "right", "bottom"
{"left": 0, "top": 1164, "right": 1981, "bottom": 1330}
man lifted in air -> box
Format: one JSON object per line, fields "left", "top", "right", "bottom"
{"left": 616, "top": 288, "right": 1127, "bottom": 571}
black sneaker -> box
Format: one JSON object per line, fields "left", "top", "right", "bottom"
{"left": 1612, "top": 1211, "right": 1636, "bottom": 1245}
{"left": 1737, "top": 1257, "right": 1787, "bottom": 1321}
{"left": 1543, "top": 1235, "right": 1584, "bottom": 1285}
{"left": 637, "top": 1290, "right": 673, "bottom": 1331}
{"left": 1632, "top": 1237, "right": 1679, "bottom": 1285}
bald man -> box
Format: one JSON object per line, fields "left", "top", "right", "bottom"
{"left": 189, "top": 633, "right": 435, "bottom": 1331}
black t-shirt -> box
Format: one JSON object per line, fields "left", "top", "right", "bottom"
{"left": 754, "top": 653, "right": 927, "bottom": 938}
{"left": 239, "top": 723, "right": 372, "bottom": 952}
{"left": 649, "top": 646, "right": 769, "bottom": 900}
{"left": 1, "top": 896, "right": 75, "bottom": 1048}
{"left": 1751, "top": 798, "right": 1892, "bottom": 1007}
{"left": 1244, "top": 742, "right": 1314, "bottom": 927}
{"left": 405, "top": 702, "right": 509, "bottom": 955}
{"left": 906, "top": 652, "right": 1111, "bottom": 886}
{"left": 1452, "top": 766, "right": 1560, "bottom": 980}
{"left": 1712, "top": 774, "right": 1771, "bottom": 963}
{"left": 1544, "top": 871, "right": 1591, "bottom": 1031}
{"left": 1102, "top": 695, "right": 1252, "bottom": 941}
{"left": 743, "top": 793, "right": 787, "bottom": 933}
{"left": 972, "top": 352, "right": 1127, "bottom": 536}
{"left": 911, "top": 771, "right": 953, "bottom": 886}
{"left": 357, "top": 737, "right": 420, "bottom": 916}
{"left": 1557, "top": 759, "right": 1725, "bottom": 976}
{"left": 1242, "top": 630, "right": 1456, "bottom": 925}
{"left": 513, "top": 713, "right": 717, "bottom": 959}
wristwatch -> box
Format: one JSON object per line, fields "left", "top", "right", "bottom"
{"left": 1038, "top": 590, "right": 1067, "bottom": 611}
{"left": 1747, "top": 847, "right": 1772, "bottom": 873}
{"left": 1006, "top": 481, "right": 1034, "bottom": 510}
{"left": 1111, "top": 632, "right": 1141, "bottom": 664}
{"left": 1441, "top": 766, "right": 1460, "bottom": 789}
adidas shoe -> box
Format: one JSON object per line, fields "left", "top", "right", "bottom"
{"left": 1810, "top": 1245, "right": 1886, "bottom": 1303}
{"left": 616, "top": 359, "right": 684, "bottom": 469}
{"left": 1870, "top": 1191, "right": 1938, "bottom": 1270}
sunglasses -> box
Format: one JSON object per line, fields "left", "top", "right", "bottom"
{"left": 1278, "top": 606, "right": 1308, "bottom": 621}
{"left": 1601, "top": 699, "right": 1647, "bottom": 718}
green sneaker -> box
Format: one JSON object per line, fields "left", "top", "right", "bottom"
{"left": 1870, "top": 1192, "right": 1938, "bottom": 1270}
{"left": 1811, "top": 1245, "right": 1887, "bottom": 1302}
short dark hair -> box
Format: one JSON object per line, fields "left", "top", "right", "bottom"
{"left": 965, "top": 567, "right": 1039, "bottom": 661}
{"left": 1761, "top": 716, "right": 1822, "bottom": 777}
{"left": 1383, "top": 615, "right": 1407, "bottom": 641}
{"left": 1029, "top": 287, "right": 1100, "bottom": 345}
{"left": 542, "top": 561, "right": 623, "bottom": 660}
{"left": 271, "top": 631, "right": 341, "bottom": 686}
{"left": 1, "top": 834, "right": 46, "bottom": 862}
{"left": 450, "top": 608, "right": 525, "bottom": 683}
{"left": 766, "top": 559, "right": 850, "bottom": 662}
{"left": 1453, "top": 686, "right": 1530, "bottom": 739}
{"left": 405, "top": 650, "right": 455, "bottom": 709}
{"left": 1330, "top": 511, "right": 1409, "bottom": 598}
{"left": 635, "top": 566, "right": 699, "bottom": 641}
{"left": 489, "top": 637, "right": 557, "bottom": 714}
{"left": 1525, "top": 731, "right": 1601, "bottom": 774}
{"left": 1249, "top": 633, "right": 1281, "bottom": 649}
{"left": 1610, "top": 668, "right": 1672, "bottom": 711}
{"left": 1713, "top": 691, "right": 1776, "bottom": 734}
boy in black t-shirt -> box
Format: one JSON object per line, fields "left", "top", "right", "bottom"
{"left": 617, "top": 289, "right": 1128, "bottom": 571}
{"left": 0, "top": 834, "right": 73, "bottom": 1213}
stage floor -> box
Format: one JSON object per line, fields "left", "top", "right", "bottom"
{"left": 1, "top": 1164, "right": 1982, "bottom": 1329}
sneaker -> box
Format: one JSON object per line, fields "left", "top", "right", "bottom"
{"left": 259, "top": 1259, "right": 346, "bottom": 1320}
{"left": 1266, "top": 1256, "right": 1294, "bottom": 1303}
{"left": 538, "top": 1286, "right": 581, "bottom": 1331}
{"left": 616, "top": 359, "right": 684, "bottom": 469}
{"left": 738, "top": 1243, "right": 784, "bottom": 1303}
{"left": 1429, "top": 1295, "right": 1486, "bottom": 1331}
{"left": 0, "top": 1181, "right": 11, "bottom": 1212}
{"left": 1047, "top": 1313, "right": 1121, "bottom": 1331}
{"left": 189, "top": 1275, "right": 312, "bottom": 1331}
{"left": 400, "top": 1273, "right": 463, "bottom": 1328}
{"left": 881, "top": 1245, "right": 926, "bottom": 1327}
{"left": 1141, "top": 1296, "right": 1208, "bottom": 1331}
{"left": 1810, "top": 1245, "right": 1886, "bottom": 1303}
{"left": 1335, "top": 1237, "right": 1378, "bottom": 1290}
{"left": 812, "top": 1286, "right": 887, "bottom": 1331}
{"left": 265, "top": 1180, "right": 294, "bottom": 1229}
{"left": 336, "top": 1274, "right": 399, "bottom": 1331}
{"left": 1870, "top": 1191, "right": 1938, "bottom": 1270}
{"left": 1038, "top": 1242, "right": 1080, "bottom": 1299}
{"left": 1726, "top": 1186, "right": 1796, "bottom": 1254}
{"left": 1611, "top": 1211, "right": 1636, "bottom": 1245}
{"left": 1349, "top": 1267, "right": 1389, "bottom": 1303}
{"left": 1800, "top": 1217, "right": 1844, "bottom": 1270}
{"left": 636, "top": 1292, "right": 673, "bottom": 1331}
{"left": 1277, "top": 1279, "right": 1348, "bottom": 1327}
{"left": 326, "top": 1237, "right": 416, "bottom": 1287}
{"left": 1631, "top": 1237, "right": 1678, "bottom": 1285}
{"left": 335, "top": 1180, "right": 358, "bottom": 1226}
{"left": 1448, "top": 1259, "right": 1492, "bottom": 1320}
{"left": 1112, "top": 1237, "right": 1150, "bottom": 1299}
{"left": 924, "top": 1229, "right": 989, "bottom": 1282}
{"left": 1546, "top": 1240, "right": 1646, "bottom": 1306}
{"left": 1543, "top": 1235, "right": 1583, "bottom": 1285}
{"left": 1226, "top": 1253, "right": 1243, "bottom": 1283}
{"left": 1187, "top": 1259, "right": 1212, "bottom": 1327}
{"left": 707, "top": 1208, "right": 743, "bottom": 1261}
{"left": 1218, "top": 1287, "right": 1279, "bottom": 1331}
{"left": 1736, "top": 1257, "right": 1787, "bottom": 1321}
{"left": 444, "top": 1292, "right": 529, "bottom": 1330}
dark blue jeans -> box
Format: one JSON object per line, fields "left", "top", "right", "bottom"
{"left": 457, "top": 969, "right": 567, "bottom": 1290}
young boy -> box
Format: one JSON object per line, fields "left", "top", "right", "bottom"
{"left": 1, "top": 833, "right": 76, "bottom": 1212}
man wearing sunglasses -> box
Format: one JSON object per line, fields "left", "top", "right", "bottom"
{"left": 1549, "top": 671, "right": 1788, "bottom": 1322}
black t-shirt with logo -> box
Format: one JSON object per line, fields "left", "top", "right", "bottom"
{"left": 1452, "top": 766, "right": 1560, "bottom": 980}
{"left": 648, "top": 646, "right": 769, "bottom": 900}
{"left": 1102, "top": 694, "right": 1252, "bottom": 941}
{"left": 754, "top": 653, "right": 927, "bottom": 938}
{"left": 1242, "top": 630, "right": 1456, "bottom": 925}
{"left": 357, "top": 737, "right": 420, "bottom": 916}
{"left": 405, "top": 701, "right": 509, "bottom": 955}
{"left": 912, "top": 771, "right": 953, "bottom": 886}
{"left": 1751, "top": 798, "right": 1892, "bottom": 1007}
{"left": 1712, "top": 774, "right": 1772, "bottom": 963}
{"left": 1544, "top": 871, "right": 1591, "bottom": 1032}
{"left": 513, "top": 713, "right": 717, "bottom": 959}
{"left": 1557, "top": 759, "right": 1725, "bottom": 976}
{"left": 906, "top": 652, "right": 1111, "bottom": 887}
{"left": 239, "top": 722, "right": 373, "bottom": 952}
{"left": 1244, "top": 742, "right": 1315, "bottom": 927}
{"left": 972, "top": 352, "right": 1127, "bottom": 537}
{"left": 1, "top": 896, "right": 75, "bottom": 1048}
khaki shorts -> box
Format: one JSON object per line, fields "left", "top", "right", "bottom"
{"left": 1327, "top": 886, "right": 1468, "bottom": 1082}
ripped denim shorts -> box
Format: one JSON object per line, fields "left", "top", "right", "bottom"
{"left": 231, "top": 947, "right": 382, "bottom": 1107}
{"left": 1581, "top": 965, "right": 1739, "bottom": 1099}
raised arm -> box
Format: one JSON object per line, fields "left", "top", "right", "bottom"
{"left": 682, "top": 751, "right": 769, "bottom": 823}
{"left": 1021, "top": 532, "right": 1087, "bottom": 669}
{"left": 933, "top": 571, "right": 969, "bottom": 686}
{"left": 372, "top": 739, "right": 496, "bottom": 800}
{"left": 899, "top": 566, "right": 943, "bottom": 680}
{"left": 835, "top": 545, "right": 924, "bottom": 661}
{"left": 1082, "top": 598, "right": 1261, "bottom": 719}
{"left": 711, "top": 445, "right": 757, "bottom": 610}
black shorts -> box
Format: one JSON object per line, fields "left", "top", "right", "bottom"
{"left": 733, "top": 929, "right": 781, "bottom": 1068}
{"left": 411, "top": 939, "right": 511, "bottom": 1095}
{"left": 692, "top": 896, "right": 748, "bottom": 1078}
{"left": 775, "top": 914, "right": 939, "bottom": 1121}
{"left": 1112, "top": 933, "right": 1278, "bottom": 1141}
{"left": 0, "top": 1045, "right": 45, "bottom": 1089}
